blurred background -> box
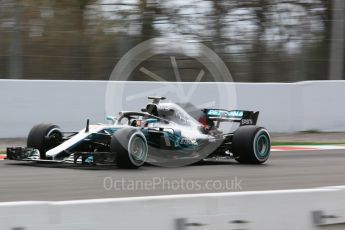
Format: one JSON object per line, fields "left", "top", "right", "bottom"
{"left": 0, "top": 0, "right": 344, "bottom": 82}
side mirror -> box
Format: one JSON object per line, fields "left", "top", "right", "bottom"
{"left": 106, "top": 116, "right": 117, "bottom": 124}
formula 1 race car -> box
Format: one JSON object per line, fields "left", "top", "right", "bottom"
{"left": 6, "top": 97, "right": 271, "bottom": 168}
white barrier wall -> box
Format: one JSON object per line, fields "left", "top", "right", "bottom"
{"left": 1, "top": 80, "right": 345, "bottom": 137}
{"left": 1, "top": 188, "right": 345, "bottom": 230}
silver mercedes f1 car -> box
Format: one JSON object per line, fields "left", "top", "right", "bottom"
{"left": 6, "top": 97, "right": 271, "bottom": 168}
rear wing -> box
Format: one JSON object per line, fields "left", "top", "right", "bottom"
{"left": 202, "top": 109, "right": 259, "bottom": 126}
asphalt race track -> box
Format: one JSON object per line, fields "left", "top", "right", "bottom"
{"left": 0, "top": 150, "right": 344, "bottom": 202}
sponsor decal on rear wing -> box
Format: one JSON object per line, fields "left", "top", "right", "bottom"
{"left": 203, "top": 109, "right": 259, "bottom": 126}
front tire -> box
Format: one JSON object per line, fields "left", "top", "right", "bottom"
{"left": 232, "top": 126, "right": 270, "bottom": 164}
{"left": 111, "top": 127, "right": 148, "bottom": 169}
{"left": 27, "top": 124, "right": 63, "bottom": 159}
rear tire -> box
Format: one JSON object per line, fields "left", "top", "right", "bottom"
{"left": 27, "top": 124, "right": 63, "bottom": 159}
{"left": 232, "top": 126, "right": 270, "bottom": 164}
{"left": 111, "top": 127, "right": 148, "bottom": 169}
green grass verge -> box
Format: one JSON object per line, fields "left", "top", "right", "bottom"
{"left": 0, "top": 147, "right": 5, "bottom": 155}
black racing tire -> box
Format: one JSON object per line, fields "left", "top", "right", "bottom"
{"left": 111, "top": 127, "right": 148, "bottom": 169}
{"left": 232, "top": 126, "right": 271, "bottom": 164}
{"left": 27, "top": 124, "right": 63, "bottom": 159}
